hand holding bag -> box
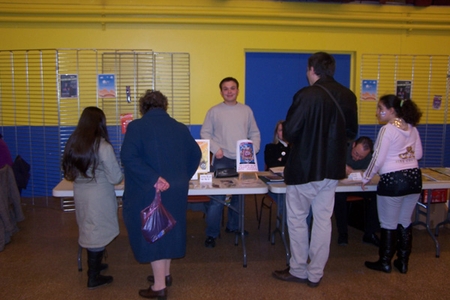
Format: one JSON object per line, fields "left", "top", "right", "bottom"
{"left": 140, "top": 190, "right": 176, "bottom": 243}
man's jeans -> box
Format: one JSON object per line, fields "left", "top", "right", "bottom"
{"left": 205, "top": 156, "right": 239, "bottom": 238}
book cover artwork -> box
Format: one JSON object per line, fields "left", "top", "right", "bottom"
{"left": 236, "top": 139, "right": 258, "bottom": 172}
{"left": 192, "top": 139, "right": 210, "bottom": 180}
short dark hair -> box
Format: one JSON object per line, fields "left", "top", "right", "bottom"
{"left": 219, "top": 77, "right": 239, "bottom": 90}
{"left": 354, "top": 136, "right": 374, "bottom": 152}
{"left": 139, "top": 90, "right": 168, "bottom": 116}
{"left": 308, "top": 52, "right": 335, "bottom": 77}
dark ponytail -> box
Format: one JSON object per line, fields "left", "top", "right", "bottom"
{"left": 379, "top": 94, "right": 422, "bottom": 126}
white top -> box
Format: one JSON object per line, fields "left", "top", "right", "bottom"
{"left": 363, "top": 122, "right": 422, "bottom": 184}
{"left": 200, "top": 102, "right": 261, "bottom": 159}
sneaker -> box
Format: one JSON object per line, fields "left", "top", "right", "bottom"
{"left": 204, "top": 236, "right": 216, "bottom": 248}
{"left": 338, "top": 233, "right": 348, "bottom": 246}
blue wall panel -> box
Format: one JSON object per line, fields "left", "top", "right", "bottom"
{"left": 245, "top": 52, "right": 351, "bottom": 170}
{"left": 1, "top": 121, "right": 449, "bottom": 198}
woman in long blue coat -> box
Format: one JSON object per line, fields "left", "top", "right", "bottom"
{"left": 121, "top": 90, "right": 201, "bottom": 299}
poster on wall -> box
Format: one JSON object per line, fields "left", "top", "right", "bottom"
{"left": 433, "top": 95, "right": 442, "bottom": 110}
{"left": 361, "top": 80, "right": 378, "bottom": 101}
{"left": 396, "top": 80, "right": 411, "bottom": 100}
{"left": 60, "top": 74, "right": 78, "bottom": 99}
{"left": 236, "top": 139, "right": 258, "bottom": 172}
{"left": 120, "top": 113, "right": 133, "bottom": 134}
{"left": 97, "top": 74, "right": 116, "bottom": 98}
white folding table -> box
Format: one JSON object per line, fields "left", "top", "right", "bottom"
{"left": 267, "top": 169, "right": 450, "bottom": 264}
{"left": 53, "top": 176, "right": 268, "bottom": 267}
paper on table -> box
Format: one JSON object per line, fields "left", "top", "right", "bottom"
{"left": 347, "top": 172, "right": 363, "bottom": 182}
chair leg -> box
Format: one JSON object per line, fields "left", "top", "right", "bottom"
{"left": 255, "top": 194, "right": 261, "bottom": 224}
{"left": 78, "top": 245, "right": 83, "bottom": 272}
{"left": 258, "top": 196, "right": 266, "bottom": 229}
{"left": 267, "top": 201, "right": 273, "bottom": 241}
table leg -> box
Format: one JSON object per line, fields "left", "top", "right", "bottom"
{"left": 270, "top": 193, "right": 290, "bottom": 265}
{"left": 435, "top": 200, "right": 450, "bottom": 236}
{"left": 412, "top": 190, "right": 440, "bottom": 258}
{"left": 239, "top": 194, "right": 247, "bottom": 267}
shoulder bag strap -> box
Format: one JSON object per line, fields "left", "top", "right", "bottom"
{"left": 315, "top": 84, "right": 345, "bottom": 122}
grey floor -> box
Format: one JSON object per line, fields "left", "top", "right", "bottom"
{"left": 0, "top": 195, "right": 448, "bottom": 300}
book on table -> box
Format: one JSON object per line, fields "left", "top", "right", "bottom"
{"left": 264, "top": 166, "right": 284, "bottom": 181}
{"left": 263, "top": 174, "right": 284, "bottom": 182}
{"left": 269, "top": 166, "right": 284, "bottom": 176}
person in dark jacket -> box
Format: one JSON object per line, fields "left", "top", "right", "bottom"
{"left": 0, "top": 134, "right": 13, "bottom": 169}
{"left": 121, "top": 90, "right": 201, "bottom": 299}
{"left": 272, "top": 52, "right": 358, "bottom": 287}
{"left": 334, "top": 136, "right": 380, "bottom": 247}
{"left": 264, "top": 120, "right": 289, "bottom": 170}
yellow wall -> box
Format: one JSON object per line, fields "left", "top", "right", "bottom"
{"left": 1, "top": 0, "right": 449, "bottom": 124}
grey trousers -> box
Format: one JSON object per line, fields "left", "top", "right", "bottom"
{"left": 286, "top": 179, "right": 338, "bottom": 283}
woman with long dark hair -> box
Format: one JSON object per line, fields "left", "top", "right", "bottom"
{"left": 362, "top": 94, "right": 423, "bottom": 274}
{"left": 62, "top": 106, "right": 123, "bottom": 289}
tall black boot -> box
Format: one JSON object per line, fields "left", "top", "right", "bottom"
{"left": 365, "top": 228, "right": 397, "bottom": 273}
{"left": 87, "top": 250, "right": 113, "bottom": 289}
{"left": 393, "top": 224, "right": 412, "bottom": 274}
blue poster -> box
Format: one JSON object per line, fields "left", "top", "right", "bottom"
{"left": 361, "top": 80, "right": 378, "bottom": 101}
{"left": 97, "top": 74, "right": 116, "bottom": 98}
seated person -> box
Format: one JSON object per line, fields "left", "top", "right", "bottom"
{"left": 264, "top": 120, "right": 290, "bottom": 170}
{"left": 0, "top": 134, "right": 13, "bottom": 169}
{"left": 334, "top": 136, "right": 380, "bottom": 246}
{"left": 264, "top": 121, "right": 313, "bottom": 229}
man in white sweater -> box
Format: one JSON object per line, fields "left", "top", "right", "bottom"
{"left": 200, "top": 77, "right": 260, "bottom": 248}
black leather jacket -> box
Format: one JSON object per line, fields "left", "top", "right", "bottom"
{"left": 283, "top": 76, "right": 358, "bottom": 185}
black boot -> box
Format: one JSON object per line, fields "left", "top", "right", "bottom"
{"left": 365, "top": 228, "right": 396, "bottom": 273}
{"left": 393, "top": 224, "right": 412, "bottom": 274}
{"left": 87, "top": 250, "right": 113, "bottom": 289}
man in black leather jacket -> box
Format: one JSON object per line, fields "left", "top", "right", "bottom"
{"left": 273, "top": 52, "right": 358, "bottom": 287}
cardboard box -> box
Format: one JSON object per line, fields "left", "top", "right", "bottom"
{"left": 421, "top": 189, "right": 449, "bottom": 204}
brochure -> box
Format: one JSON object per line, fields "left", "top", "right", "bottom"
{"left": 236, "top": 139, "right": 258, "bottom": 172}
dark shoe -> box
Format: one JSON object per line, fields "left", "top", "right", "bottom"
{"left": 363, "top": 233, "right": 380, "bottom": 247}
{"left": 225, "top": 227, "right": 249, "bottom": 235}
{"left": 338, "top": 233, "right": 348, "bottom": 246}
{"left": 147, "top": 275, "right": 172, "bottom": 286}
{"left": 364, "top": 260, "right": 391, "bottom": 273}
{"left": 364, "top": 228, "right": 396, "bottom": 273}
{"left": 307, "top": 278, "right": 321, "bottom": 288}
{"left": 205, "top": 236, "right": 216, "bottom": 248}
{"left": 272, "top": 268, "right": 307, "bottom": 283}
{"left": 138, "top": 287, "right": 167, "bottom": 299}
{"left": 393, "top": 224, "right": 412, "bottom": 274}
{"left": 100, "top": 263, "right": 108, "bottom": 272}
{"left": 88, "top": 274, "right": 113, "bottom": 289}
{"left": 87, "top": 250, "right": 113, "bottom": 289}
{"left": 393, "top": 259, "right": 407, "bottom": 274}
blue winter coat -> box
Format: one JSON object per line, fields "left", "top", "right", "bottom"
{"left": 120, "top": 109, "right": 201, "bottom": 263}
